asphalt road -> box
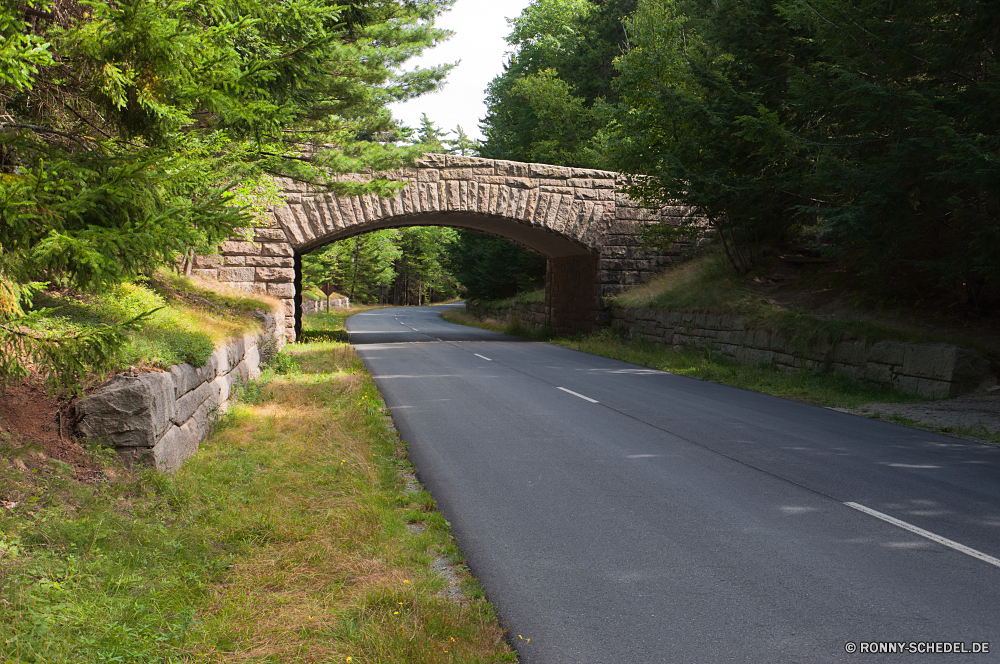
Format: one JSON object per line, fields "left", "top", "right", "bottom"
{"left": 346, "top": 304, "right": 1000, "bottom": 663}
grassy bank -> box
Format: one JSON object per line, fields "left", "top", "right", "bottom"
{"left": 615, "top": 252, "right": 997, "bottom": 360}
{"left": 25, "top": 272, "right": 279, "bottom": 383}
{"left": 0, "top": 338, "right": 514, "bottom": 661}
{"left": 555, "top": 328, "right": 922, "bottom": 409}
{"left": 444, "top": 309, "right": 920, "bottom": 409}
{"left": 441, "top": 309, "right": 552, "bottom": 341}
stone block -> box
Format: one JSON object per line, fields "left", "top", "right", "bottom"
{"left": 901, "top": 343, "right": 990, "bottom": 383}
{"left": 227, "top": 336, "right": 246, "bottom": 369}
{"left": 221, "top": 241, "right": 260, "bottom": 255}
{"left": 219, "top": 267, "right": 255, "bottom": 283}
{"left": 191, "top": 269, "right": 218, "bottom": 280}
{"left": 255, "top": 267, "right": 295, "bottom": 283}
{"left": 150, "top": 425, "right": 199, "bottom": 472}
{"left": 194, "top": 254, "right": 222, "bottom": 269}
{"left": 76, "top": 372, "right": 176, "bottom": 448}
{"left": 267, "top": 283, "right": 296, "bottom": 298}
{"left": 246, "top": 256, "right": 294, "bottom": 268}
{"left": 172, "top": 380, "right": 213, "bottom": 425}
{"left": 254, "top": 228, "right": 288, "bottom": 242}
{"left": 831, "top": 340, "right": 867, "bottom": 366}
{"left": 862, "top": 363, "right": 893, "bottom": 384}
{"left": 441, "top": 168, "right": 474, "bottom": 180}
{"left": 417, "top": 169, "right": 440, "bottom": 182}
{"left": 261, "top": 243, "right": 294, "bottom": 257}
{"left": 169, "top": 363, "right": 199, "bottom": 399}
{"left": 224, "top": 255, "right": 246, "bottom": 266}
{"left": 868, "top": 340, "right": 906, "bottom": 366}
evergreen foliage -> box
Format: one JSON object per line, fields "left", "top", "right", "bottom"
{"left": 479, "top": 0, "right": 636, "bottom": 167}
{"left": 0, "top": 0, "right": 455, "bottom": 384}
{"left": 607, "top": 0, "right": 1000, "bottom": 311}
{"left": 444, "top": 230, "right": 546, "bottom": 301}
{"left": 302, "top": 227, "right": 459, "bottom": 305}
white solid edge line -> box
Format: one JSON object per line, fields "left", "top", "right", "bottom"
{"left": 845, "top": 502, "right": 1000, "bottom": 569}
{"left": 474, "top": 354, "right": 492, "bottom": 361}
{"left": 557, "top": 387, "right": 599, "bottom": 404}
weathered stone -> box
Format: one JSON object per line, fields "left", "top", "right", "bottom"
{"left": 76, "top": 372, "right": 176, "bottom": 448}
{"left": 246, "top": 255, "right": 294, "bottom": 268}
{"left": 267, "top": 282, "right": 296, "bottom": 298}
{"left": 194, "top": 254, "right": 222, "bottom": 269}
{"left": 219, "top": 267, "right": 255, "bottom": 283}
{"left": 172, "top": 381, "right": 213, "bottom": 425}
{"left": 261, "top": 243, "right": 294, "bottom": 257}
{"left": 220, "top": 241, "right": 260, "bottom": 255}
{"left": 255, "top": 267, "right": 295, "bottom": 283}
{"left": 255, "top": 228, "right": 288, "bottom": 242}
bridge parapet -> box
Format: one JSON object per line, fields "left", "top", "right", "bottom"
{"left": 192, "top": 155, "right": 691, "bottom": 338}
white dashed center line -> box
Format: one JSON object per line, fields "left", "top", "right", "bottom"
{"left": 475, "top": 354, "right": 492, "bottom": 361}
{"left": 845, "top": 502, "right": 1000, "bottom": 569}
{"left": 557, "top": 387, "right": 599, "bottom": 403}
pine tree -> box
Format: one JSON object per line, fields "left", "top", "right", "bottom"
{"left": 449, "top": 126, "right": 478, "bottom": 156}
{"left": 416, "top": 113, "right": 450, "bottom": 152}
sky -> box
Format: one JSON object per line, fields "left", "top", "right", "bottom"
{"left": 388, "top": 0, "right": 534, "bottom": 142}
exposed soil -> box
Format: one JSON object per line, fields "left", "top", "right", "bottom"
{"left": 0, "top": 379, "right": 102, "bottom": 482}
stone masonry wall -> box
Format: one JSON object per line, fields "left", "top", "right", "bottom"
{"left": 466, "top": 301, "right": 547, "bottom": 329}
{"left": 463, "top": 302, "right": 993, "bottom": 399}
{"left": 75, "top": 311, "right": 286, "bottom": 472}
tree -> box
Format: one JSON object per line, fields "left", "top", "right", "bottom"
{"left": 608, "top": 0, "right": 1000, "bottom": 309}
{"left": 479, "top": 0, "right": 637, "bottom": 168}
{"left": 415, "top": 113, "right": 450, "bottom": 152}
{"left": 445, "top": 231, "right": 546, "bottom": 301}
{"left": 0, "top": 0, "right": 456, "bottom": 385}
{"left": 606, "top": 0, "right": 810, "bottom": 274}
{"left": 448, "top": 125, "right": 478, "bottom": 156}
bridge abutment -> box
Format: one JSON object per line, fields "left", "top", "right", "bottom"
{"left": 546, "top": 255, "right": 601, "bottom": 335}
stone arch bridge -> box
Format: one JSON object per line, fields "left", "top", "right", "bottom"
{"left": 192, "top": 154, "right": 690, "bottom": 339}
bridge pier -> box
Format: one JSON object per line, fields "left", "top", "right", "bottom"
{"left": 545, "top": 255, "right": 601, "bottom": 336}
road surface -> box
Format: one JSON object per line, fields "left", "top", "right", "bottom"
{"left": 346, "top": 304, "right": 1000, "bottom": 663}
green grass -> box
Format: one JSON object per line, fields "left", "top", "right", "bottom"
{"left": 554, "top": 329, "right": 925, "bottom": 408}
{"left": 613, "top": 251, "right": 998, "bottom": 361}
{"left": 301, "top": 305, "right": 388, "bottom": 344}
{"left": 0, "top": 339, "right": 513, "bottom": 662}
{"left": 441, "top": 309, "right": 553, "bottom": 341}
{"left": 468, "top": 289, "right": 545, "bottom": 310}
{"left": 863, "top": 411, "right": 1000, "bottom": 445}
{"left": 445, "top": 307, "right": 922, "bottom": 409}
{"left": 27, "top": 273, "right": 278, "bottom": 379}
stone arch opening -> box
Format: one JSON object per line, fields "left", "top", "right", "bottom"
{"left": 292, "top": 212, "right": 602, "bottom": 339}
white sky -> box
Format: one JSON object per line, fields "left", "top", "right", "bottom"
{"left": 388, "top": 0, "right": 534, "bottom": 142}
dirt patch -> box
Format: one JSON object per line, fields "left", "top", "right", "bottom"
{"left": 833, "top": 382, "right": 1000, "bottom": 444}
{"left": 0, "top": 379, "right": 102, "bottom": 482}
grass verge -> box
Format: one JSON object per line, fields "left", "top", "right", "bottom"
{"left": 0, "top": 340, "right": 514, "bottom": 662}
{"left": 440, "top": 309, "right": 552, "bottom": 341}
{"left": 445, "top": 309, "right": 921, "bottom": 409}
{"left": 856, "top": 411, "right": 1000, "bottom": 445}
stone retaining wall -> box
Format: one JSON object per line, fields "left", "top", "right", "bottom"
{"left": 301, "top": 297, "right": 349, "bottom": 314}
{"left": 75, "top": 311, "right": 286, "bottom": 471}
{"left": 465, "top": 301, "right": 547, "bottom": 328}
{"left": 463, "top": 302, "right": 993, "bottom": 399}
